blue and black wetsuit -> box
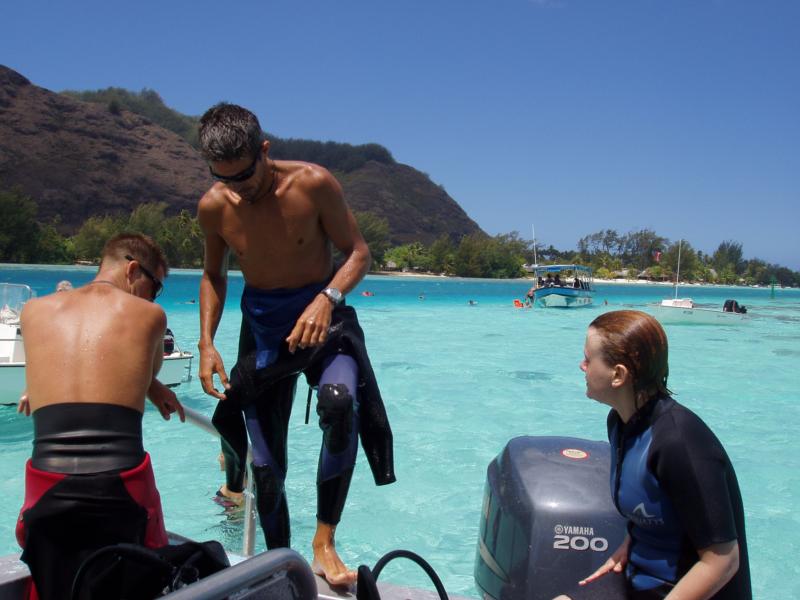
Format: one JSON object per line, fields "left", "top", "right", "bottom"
{"left": 607, "top": 395, "right": 751, "bottom": 599}
{"left": 212, "top": 282, "right": 395, "bottom": 549}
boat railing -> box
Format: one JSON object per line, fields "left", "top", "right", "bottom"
{"left": 182, "top": 405, "right": 257, "bottom": 557}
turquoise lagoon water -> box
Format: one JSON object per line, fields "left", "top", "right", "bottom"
{"left": 1, "top": 264, "right": 799, "bottom": 598}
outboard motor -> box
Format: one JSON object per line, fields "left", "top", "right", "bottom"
{"left": 475, "top": 436, "right": 627, "bottom": 600}
{"left": 163, "top": 327, "right": 175, "bottom": 355}
{"left": 723, "top": 299, "right": 747, "bottom": 314}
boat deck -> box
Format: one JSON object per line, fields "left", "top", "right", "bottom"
{"left": 0, "top": 553, "right": 470, "bottom": 600}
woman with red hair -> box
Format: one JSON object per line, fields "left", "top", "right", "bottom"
{"left": 558, "top": 310, "right": 751, "bottom": 599}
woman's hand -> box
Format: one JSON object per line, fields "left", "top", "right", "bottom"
{"left": 579, "top": 535, "right": 630, "bottom": 586}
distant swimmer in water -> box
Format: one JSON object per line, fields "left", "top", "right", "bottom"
{"left": 15, "top": 233, "right": 184, "bottom": 600}
{"left": 468, "top": 300, "right": 478, "bottom": 306}
{"left": 361, "top": 291, "right": 374, "bottom": 297}
{"left": 419, "top": 293, "right": 425, "bottom": 300}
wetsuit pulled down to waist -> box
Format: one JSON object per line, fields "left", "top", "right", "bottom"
{"left": 17, "top": 403, "right": 167, "bottom": 600}
{"left": 31, "top": 402, "right": 145, "bottom": 474}
{"left": 229, "top": 284, "right": 362, "bottom": 548}
{"left": 225, "top": 297, "right": 395, "bottom": 486}
{"left": 241, "top": 281, "right": 325, "bottom": 369}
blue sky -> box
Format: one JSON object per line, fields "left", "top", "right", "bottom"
{"left": 2, "top": 0, "right": 798, "bottom": 268}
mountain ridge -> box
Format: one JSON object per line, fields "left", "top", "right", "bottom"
{"left": 0, "top": 65, "right": 483, "bottom": 245}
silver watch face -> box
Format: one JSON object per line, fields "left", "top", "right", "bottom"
{"left": 324, "top": 287, "right": 343, "bottom": 305}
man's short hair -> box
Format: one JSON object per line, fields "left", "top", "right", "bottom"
{"left": 198, "top": 103, "right": 263, "bottom": 162}
{"left": 101, "top": 233, "right": 169, "bottom": 277}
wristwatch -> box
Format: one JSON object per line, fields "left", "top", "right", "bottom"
{"left": 321, "top": 287, "right": 343, "bottom": 306}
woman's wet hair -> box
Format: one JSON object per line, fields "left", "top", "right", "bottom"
{"left": 198, "top": 102, "right": 263, "bottom": 162}
{"left": 101, "top": 232, "right": 168, "bottom": 277}
{"left": 589, "top": 310, "right": 671, "bottom": 407}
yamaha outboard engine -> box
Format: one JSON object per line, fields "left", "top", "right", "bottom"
{"left": 723, "top": 299, "right": 747, "bottom": 314}
{"left": 475, "top": 436, "right": 627, "bottom": 600}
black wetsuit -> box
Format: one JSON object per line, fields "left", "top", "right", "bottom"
{"left": 17, "top": 403, "right": 167, "bottom": 600}
{"left": 607, "top": 396, "right": 751, "bottom": 599}
{"left": 212, "top": 283, "right": 395, "bottom": 548}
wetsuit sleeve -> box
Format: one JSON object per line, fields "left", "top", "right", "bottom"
{"left": 648, "top": 410, "right": 740, "bottom": 551}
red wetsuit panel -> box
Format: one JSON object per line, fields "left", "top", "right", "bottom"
{"left": 15, "top": 461, "right": 65, "bottom": 548}
{"left": 120, "top": 453, "right": 168, "bottom": 547}
{"left": 17, "top": 453, "right": 167, "bottom": 600}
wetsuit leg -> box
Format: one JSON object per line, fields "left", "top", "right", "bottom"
{"left": 212, "top": 317, "right": 256, "bottom": 495}
{"left": 316, "top": 353, "right": 360, "bottom": 525}
{"left": 212, "top": 398, "right": 247, "bottom": 494}
{"left": 243, "top": 374, "right": 298, "bottom": 549}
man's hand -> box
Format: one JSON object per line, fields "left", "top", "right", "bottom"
{"left": 148, "top": 379, "right": 186, "bottom": 422}
{"left": 198, "top": 343, "right": 230, "bottom": 400}
{"left": 579, "top": 535, "right": 630, "bottom": 586}
{"left": 286, "top": 294, "right": 334, "bottom": 353}
{"left": 17, "top": 392, "right": 30, "bottom": 417}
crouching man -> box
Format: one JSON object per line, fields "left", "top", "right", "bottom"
{"left": 16, "top": 233, "right": 184, "bottom": 600}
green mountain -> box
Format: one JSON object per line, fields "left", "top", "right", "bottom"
{"left": 26, "top": 72, "right": 481, "bottom": 245}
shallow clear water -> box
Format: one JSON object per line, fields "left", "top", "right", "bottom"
{"left": 2, "top": 265, "right": 799, "bottom": 598}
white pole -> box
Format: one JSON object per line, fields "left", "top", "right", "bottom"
{"left": 532, "top": 224, "right": 538, "bottom": 266}
{"left": 674, "top": 239, "right": 682, "bottom": 299}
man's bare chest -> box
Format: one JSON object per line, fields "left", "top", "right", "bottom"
{"left": 219, "top": 202, "right": 326, "bottom": 265}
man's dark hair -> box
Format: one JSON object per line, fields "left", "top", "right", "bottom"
{"left": 198, "top": 103, "right": 263, "bottom": 162}
{"left": 101, "top": 232, "right": 169, "bottom": 277}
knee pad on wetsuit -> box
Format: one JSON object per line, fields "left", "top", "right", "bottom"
{"left": 317, "top": 383, "right": 354, "bottom": 455}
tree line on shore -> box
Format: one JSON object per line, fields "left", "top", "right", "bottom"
{"left": 1, "top": 187, "right": 797, "bottom": 287}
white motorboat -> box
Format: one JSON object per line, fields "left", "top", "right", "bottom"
{"left": 0, "top": 283, "right": 32, "bottom": 405}
{"left": 647, "top": 241, "right": 748, "bottom": 325}
{"left": 160, "top": 347, "right": 195, "bottom": 389}
{"left": 0, "top": 283, "right": 193, "bottom": 405}
{"left": 650, "top": 297, "right": 749, "bottom": 325}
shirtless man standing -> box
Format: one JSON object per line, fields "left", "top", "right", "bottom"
{"left": 16, "top": 233, "right": 184, "bottom": 600}
{"left": 197, "top": 103, "right": 395, "bottom": 586}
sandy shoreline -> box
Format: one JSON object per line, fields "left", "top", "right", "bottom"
{"left": 0, "top": 264, "right": 779, "bottom": 290}
{"left": 369, "top": 271, "right": 751, "bottom": 288}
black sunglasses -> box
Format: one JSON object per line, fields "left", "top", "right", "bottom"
{"left": 208, "top": 152, "right": 261, "bottom": 183}
{"left": 125, "top": 255, "right": 163, "bottom": 300}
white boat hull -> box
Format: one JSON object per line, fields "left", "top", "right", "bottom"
{"left": 0, "top": 352, "right": 193, "bottom": 404}
{"left": 160, "top": 352, "right": 194, "bottom": 388}
{"left": 649, "top": 304, "right": 748, "bottom": 325}
{"left": 0, "top": 363, "right": 26, "bottom": 405}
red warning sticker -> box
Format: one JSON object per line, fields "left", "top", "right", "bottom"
{"left": 561, "top": 448, "right": 589, "bottom": 460}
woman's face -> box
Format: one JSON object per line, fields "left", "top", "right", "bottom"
{"left": 580, "top": 327, "right": 617, "bottom": 405}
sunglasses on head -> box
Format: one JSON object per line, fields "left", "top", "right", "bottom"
{"left": 208, "top": 152, "right": 261, "bottom": 183}
{"left": 125, "top": 255, "right": 163, "bottom": 300}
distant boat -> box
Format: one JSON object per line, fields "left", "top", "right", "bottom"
{"left": 531, "top": 264, "right": 594, "bottom": 308}
{"left": 648, "top": 241, "right": 748, "bottom": 325}
{"left": 0, "top": 283, "right": 193, "bottom": 405}
{"left": 650, "top": 297, "right": 749, "bottom": 325}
